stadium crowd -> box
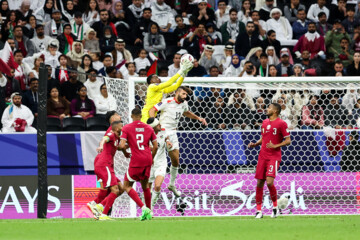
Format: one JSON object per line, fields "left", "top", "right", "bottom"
{"left": 0, "top": 0, "right": 360, "bottom": 132}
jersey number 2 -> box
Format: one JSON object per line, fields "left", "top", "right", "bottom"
{"left": 136, "top": 134, "right": 144, "bottom": 150}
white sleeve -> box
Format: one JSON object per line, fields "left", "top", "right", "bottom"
{"left": 307, "top": 5, "right": 317, "bottom": 22}
{"left": 24, "top": 107, "right": 34, "bottom": 126}
{"left": 286, "top": 19, "right": 293, "bottom": 40}
{"left": 1, "top": 107, "right": 12, "bottom": 128}
{"left": 154, "top": 99, "right": 167, "bottom": 111}
{"left": 108, "top": 96, "right": 117, "bottom": 111}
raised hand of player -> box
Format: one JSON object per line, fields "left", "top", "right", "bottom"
{"left": 248, "top": 142, "right": 256, "bottom": 148}
{"left": 166, "top": 141, "right": 173, "bottom": 150}
{"left": 266, "top": 141, "right": 276, "bottom": 149}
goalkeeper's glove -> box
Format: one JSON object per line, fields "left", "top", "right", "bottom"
{"left": 179, "top": 61, "right": 193, "bottom": 77}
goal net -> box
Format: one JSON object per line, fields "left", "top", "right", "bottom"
{"left": 107, "top": 76, "right": 360, "bottom": 217}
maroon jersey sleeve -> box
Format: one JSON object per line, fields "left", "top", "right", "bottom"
{"left": 120, "top": 125, "right": 128, "bottom": 141}
{"left": 280, "top": 120, "right": 290, "bottom": 139}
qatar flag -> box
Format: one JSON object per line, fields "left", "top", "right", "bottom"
{"left": 0, "top": 41, "right": 18, "bottom": 76}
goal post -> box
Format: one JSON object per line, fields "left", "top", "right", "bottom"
{"left": 105, "top": 76, "right": 360, "bottom": 217}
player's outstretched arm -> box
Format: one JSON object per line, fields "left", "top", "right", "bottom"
{"left": 97, "top": 136, "right": 110, "bottom": 153}
{"left": 248, "top": 137, "right": 262, "bottom": 148}
{"left": 151, "top": 140, "right": 158, "bottom": 160}
{"left": 183, "top": 111, "right": 208, "bottom": 126}
{"left": 163, "top": 75, "right": 184, "bottom": 94}
{"left": 266, "top": 136, "right": 291, "bottom": 149}
{"left": 149, "top": 107, "right": 157, "bottom": 118}
{"left": 149, "top": 73, "right": 181, "bottom": 92}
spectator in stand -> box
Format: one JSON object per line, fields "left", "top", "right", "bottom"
{"left": 99, "top": 26, "right": 117, "bottom": 54}
{"left": 23, "top": 15, "right": 37, "bottom": 39}
{"left": 143, "top": 22, "right": 166, "bottom": 59}
{"left": 70, "top": 85, "right": 96, "bottom": 119}
{"left": 342, "top": 84, "right": 360, "bottom": 114}
{"left": 334, "top": 37, "right": 354, "bottom": 67}
{"left": 61, "top": 69, "right": 83, "bottom": 103}
{"left": 134, "top": 49, "right": 151, "bottom": 73}
{"left": 45, "top": 65, "right": 60, "bottom": 97}
{"left": 13, "top": 25, "right": 34, "bottom": 57}
{"left": 173, "top": 15, "right": 190, "bottom": 47}
{"left": 294, "top": 22, "right": 326, "bottom": 60}
{"left": 77, "top": 54, "right": 93, "bottom": 83}
{"left": 292, "top": 63, "right": 304, "bottom": 76}
{"left": 15, "top": 1, "right": 32, "bottom": 23}
{"left": 168, "top": 53, "right": 181, "bottom": 76}
{"left": 44, "top": 9, "right": 65, "bottom": 39}
{"left": 22, "top": 78, "right": 39, "bottom": 124}
{"left": 259, "top": 0, "right": 274, "bottom": 21}
{"left": 126, "top": 62, "right": 138, "bottom": 77}
{"left": 252, "top": 97, "right": 267, "bottom": 129}
{"left": 150, "top": 0, "right": 174, "bottom": 44}
{"left": 324, "top": 97, "right": 348, "bottom": 127}
{"left": 284, "top": 0, "right": 306, "bottom": 25}
{"left": 238, "top": 0, "right": 252, "bottom": 23}
{"left": 292, "top": 9, "right": 310, "bottom": 39}
{"left": 90, "top": 52, "right": 103, "bottom": 71}
{"left": 47, "top": 87, "right": 70, "bottom": 120}
{"left": 82, "top": 0, "right": 100, "bottom": 26}
{"left": 71, "top": 11, "right": 90, "bottom": 41}
{"left": 340, "top": 131, "right": 360, "bottom": 172}
{"left": 206, "top": 92, "right": 227, "bottom": 130}
{"left": 215, "top": 0, "right": 231, "bottom": 29}
{"left": 62, "top": 0, "right": 75, "bottom": 23}
{"left": 84, "top": 68, "right": 103, "bottom": 100}
{"left": 226, "top": 90, "right": 253, "bottom": 129}
{"left": 94, "top": 83, "right": 117, "bottom": 116}
{"left": 206, "top": 22, "right": 222, "bottom": 45}
{"left": 98, "top": 54, "right": 113, "bottom": 76}
{"left": 158, "top": 67, "right": 168, "bottom": 77}
{"left": 92, "top": 9, "right": 117, "bottom": 40}
{"left": 187, "top": 58, "right": 207, "bottom": 77}
{"left": 342, "top": 6, "right": 360, "bottom": 38}
{"left": 13, "top": 50, "right": 32, "bottom": 91}
{"left": 316, "top": 12, "right": 332, "bottom": 36}
{"left": 268, "top": 64, "right": 277, "bottom": 77}
{"left": 110, "top": 0, "right": 125, "bottom": 23}
{"left": 307, "top": 0, "right": 329, "bottom": 23}
{"left": 235, "top": 21, "right": 261, "bottom": 58}
{"left": 256, "top": 53, "right": 269, "bottom": 77}
{"left": 199, "top": 45, "right": 219, "bottom": 74}
{"left": 193, "top": 0, "right": 215, "bottom": 26}
{"left": 132, "top": 7, "right": 154, "bottom": 47}
{"left": 276, "top": 49, "right": 294, "bottom": 76}
{"left": 301, "top": 95, "right": 324, "bottom": 129}
{"left": 353, "top": 24, "right": 360, "bottom": 51}
{"left": 325, "top": 19, "right": 351, "bottom": 56}
{"left": 126, "top": 0, "right": 145, "bottom": 27}
{"left": 247, "top": 47, "right": 263, "bottom": 69}
{"left": 1, "top": 10, "right": 17, "bottom": 42}
{"left": 329, "top": 0, "right": 347, "bottom": 25}
{"left": 66, "top": 41, "right": 84, "bottom": 66}
{"left": 34, "top": 0, "right": 53, "bottom": 24}
{"left": 57, "top": 24, "right": 76, "bottom": 55}
{"left": 239, "top": 60, "right": 257, "bottom": 78}
{"left": 55, "top": 55, "right": 70, "bottom": 84}
{"left": 266, "top": 46, "right": 280, "bottom": 65}
{"left": 266, "top": 8, "right": 293, "bottom": 42}
{"left": 250, "top": 10, "right": 267, "bottom": 38}
{"left": 184, "top": 23, "right": 213, "bottom": 60}
{"left": 261, "top": 30, "right": 281, "bottom": 58}
{"left": 31, "top": 25, "right": 52, "bottom": 53}
{"left": 83, "top": 28, "right": 100, "bottom": 54}
{"left": 220, "top": 8, "right": 245, "bottom": 45}
{"left": 3, "top": 69, "right": 21, "bottom": 103}
{"left": 220, "top": 44, "right": 237, "bottom": 72}
{"left": 1, "top": 93, "right": 36, "bottom": 133}
{"left": 347, "top": 51, "right": 360, "bottom": 75}
{"left": 112, "top": 39, "right": 133, "bottom": 68}
{"left": 329, "top": 60, "right": 346, "bottom": 76}
{"left": 224, "top": 54, "right": 242, "bottom": 77}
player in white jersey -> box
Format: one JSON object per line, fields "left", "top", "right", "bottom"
{"left": 149, "top": 86, "right": 207, "bottom": 197}
{"left": 146, "top": 117, "right": 173, "bottom": 208}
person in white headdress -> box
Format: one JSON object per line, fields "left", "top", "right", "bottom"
{"left": 1, "top": 92, "right": 36, "bottom": 133}
{"left": 266, "top": 8, "right": 293, "bottom": 41}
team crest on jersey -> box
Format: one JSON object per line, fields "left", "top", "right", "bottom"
{"left": 267, "top": 125, "right": 271, "bottom": 130}
{"left": 157, "top": 102, "right": 162, "bottom": 106}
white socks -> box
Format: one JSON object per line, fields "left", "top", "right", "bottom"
{"left": 169, "top": 166, "right": 179, "bottom": 186}
{"left": 151, "top": 191, "right": 161, "bottom": 207}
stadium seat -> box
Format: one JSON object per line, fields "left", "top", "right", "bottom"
{"left": 86, "top": 117, "right": 109, "bottom": 131}
{"left": 46, "top": 117, "right": 62, "bottom": 131}
{"left": 62, "top": 117, "right": 86, "bottom": 131}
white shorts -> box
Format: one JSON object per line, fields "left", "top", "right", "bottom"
{"left": 166, "top": 131, "right": 179, "bottom": 151}
{"left": 149, "top": 163, "right": 167, "bottom": 183}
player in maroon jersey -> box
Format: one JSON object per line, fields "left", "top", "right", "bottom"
{"left": 92, "top": 120, "right": 124, "bottom": 220}
{"left": 119, "top": 108, "right": 158, "bottom": 221}
{"left": 87, "top": 111, "right": 122, "bottom": 218}
{"left": 248, "top": 103, "right": 291, "bottom": 218}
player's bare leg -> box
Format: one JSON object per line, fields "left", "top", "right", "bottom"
{"left": 255, "top": 179, "right": 265, "bottom": 219}
{"left": 124, "top": 180, "right": 152, "bottom": 221}
{"left": 95, "top": 184, "right": 121, "bottom": 220}
{"left": 88, "top": 182, "right": 110, "bottom": 218}
{"left": 266, "top": 176, "right": 279, "bottom": 218}
{"left": 168, "top": 149, "right": 181, "bottom": 197}
{"left": 150, "top": 175, "right": 165, "bottom": 208}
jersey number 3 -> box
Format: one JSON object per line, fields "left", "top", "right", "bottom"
{"left": 136, "top": 134, "right": 144, "bottom": 150}
{"left": 273, "top": 128, "right": 277, "bottom": 135}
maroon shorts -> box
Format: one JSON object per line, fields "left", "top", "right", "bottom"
{"left": 255, "top": 156, "right": 280, "bottom": 180}
{"left": 94, "top": 164, "right": 120, "bottom": 188}
{"left": 124, "top": 166, "right": 151, "bottom": 182}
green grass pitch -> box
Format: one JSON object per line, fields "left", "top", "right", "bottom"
{"left": 0, "top": 215, "right": 359, "bottom": 240}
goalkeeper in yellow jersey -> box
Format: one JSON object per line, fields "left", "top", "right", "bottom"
{"left": 141, "top": 60, "right": 193, "bottom": 123}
